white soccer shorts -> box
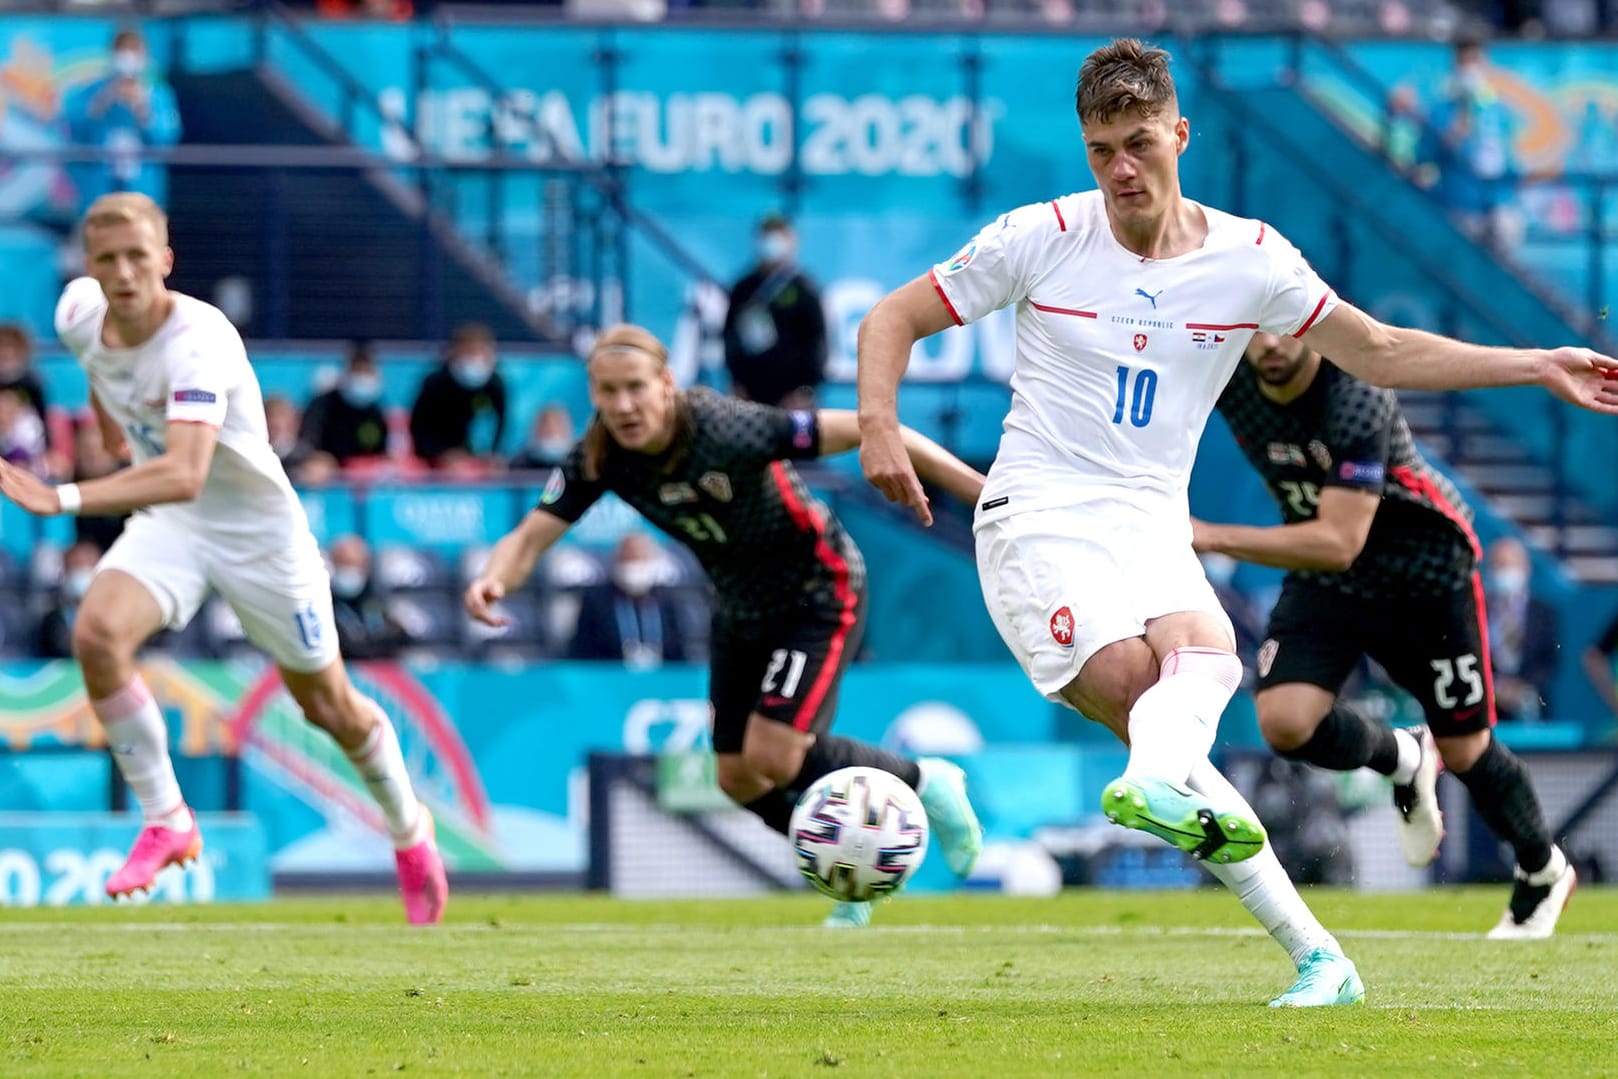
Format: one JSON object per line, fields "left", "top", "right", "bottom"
{"left": 97, "top": 510, "right": 341, "bottom": 673}
{"left": 974, "top": 501, "right": 1234, "bottom": 702}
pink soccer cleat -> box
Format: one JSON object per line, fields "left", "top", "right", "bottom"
{"left": 394, "top": 806, "right": 448, "bottom": 925}
{"left": 106, "top": 812, "right": 204, "bottom": 899}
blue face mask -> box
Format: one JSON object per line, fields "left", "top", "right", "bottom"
{"left": 451, "top": 358, "right": 493, "bottom": 390}
{"left": 341, "top": 374, "right": 382, "bottom": 408}
{"left": 758, "top": 232, "right": 793, "bottom": 264}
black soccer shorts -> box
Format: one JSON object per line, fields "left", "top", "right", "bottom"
{"left": 1257, "top": 575, "right": 1494, "bottom": 735}
{"left": 707, "top": 589, "right": 868, "bottom": 755}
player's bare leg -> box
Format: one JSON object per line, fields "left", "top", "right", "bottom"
{"left": 1094, "top": 617, "right": 1264, "bottom": 863}
{"left": 1066, "top": 642, "right": 1360, "bottom": 1005}
{"left": 280, "top": 661, "right": 446, "bottom": 925}
{"left": 1435, "top": 730, "right": 1574, "bottom": 939}
{"left": 1258, "top": 685, "right": 1442, "bottom": 867}
{"left": 75, "top": 570, "right": 203, "bottom": 899}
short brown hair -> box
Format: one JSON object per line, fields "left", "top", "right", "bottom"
{"left": 1075, "top": 38, "right": 1178, "bottom": 126}
{"left": 82, "top": 192, "right": 169, "bottom": 247}
{"left": 0, "top": 322, "right": 29, "bottom": 357}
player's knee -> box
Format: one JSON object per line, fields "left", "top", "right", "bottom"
{"left": 1435, "top": 729, "right": 1490, "bottom": 772}
{"left": 70, "top": 605, "right": 133, "bottom": 666}
{"left": 742, "top": 740, "right": 803, "bottom": 788}
{"left": 715, "top": 755, "right": 768, "bottom": 803}
{"left": 1256, "top": 705, "right": 1316, "bottom": 752}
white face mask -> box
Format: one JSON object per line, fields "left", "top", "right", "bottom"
{"left": 331, "top": 566, "right": 368, "bottom": 599}
{"left": 1491, "top": 567, "right": 1528, "bottom": 596}
{"left": 65, "top": 568, "right": 95, "bottom": 601}
{"left": 112, "top": 49, "right": 145, "bottom": 78}
{"left": 342, "top": 374, "right": 383, "bottom": 408}
{"left": 534, "top": 437, "right": 572, "bottom": 460}
{"left": 450, "top": 357, "right": 493, "bottom": 390}
{"left": 758, "top": 232, "right": 793, "bottom": 264}
{"left": 613, "top": 559, "right": 659, "bottom": 597}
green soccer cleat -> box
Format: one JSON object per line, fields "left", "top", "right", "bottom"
{"left": 1269, "top": 948, "right": 1366, "bottom": 1008}
{"left": 822, "top": 901, "right": 872, "bottom": 929}
{"left": 1101, "top": 776, "right": 1266, "bottom": 864}
{"left": 916, "top": 758, "right": 984, "bottom": 877}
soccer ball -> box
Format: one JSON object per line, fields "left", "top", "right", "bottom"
{"left": 789, "top": 766, "right": 929, "bottom": 902}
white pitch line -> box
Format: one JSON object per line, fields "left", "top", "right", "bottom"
{"left": 0, "top": 922, "right": 1613, "bottom": 944}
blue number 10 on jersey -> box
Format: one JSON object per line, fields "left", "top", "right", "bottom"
{"left": 1111, "top": 366, "right": 1158, "bottom": 428}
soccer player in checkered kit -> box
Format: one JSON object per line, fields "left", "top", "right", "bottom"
{"left": 465, "top": 323, "right": 987, "bottom": 928}
{"left": 857, "top": 39, "right": 1617, "bottom": 1004}
{"left": 0, "top": 194, "right": 446, "bottom": 923}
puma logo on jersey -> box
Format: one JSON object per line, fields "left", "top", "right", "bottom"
{"left": 1135, "top": 287, "right": 1164, "bottom": 309}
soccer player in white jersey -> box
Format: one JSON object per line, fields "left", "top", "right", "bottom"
{"left": 0, "top": 193, "right": 448, "bottom": 923}
{"left": 856, "top": 39, "right": 1618, "bottom": 1007}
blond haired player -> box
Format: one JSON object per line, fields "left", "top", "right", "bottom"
{"left": 0, "top": 193, "right": 447, "bottom": 923}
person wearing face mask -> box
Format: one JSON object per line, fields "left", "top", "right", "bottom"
{"left": 327, "top": 534, "right": 409, "bottom": 660}
{"left": 409, "top": 323, "right": 508, "bottom": 467}
{"left": 264, "top": 394, "right": 336, "bottom": 485}
{"left": 1418, "top": 33, "right": 1523, "bottom": 253}
{"left": 566, "top": 532, "right": 690, "bottom": 669}
{"left": 301, "top": 341, "right": 391, "bottom": 467}
{"left": 722, "top": 214, "right": 828, "bottom": 410}
{"left": 508, "top": 405, "right": 577, "bottom": 472}
{"left": 37, "top": 541, "right": 103, "bottom": 659}
{"left": 64, "top": 28, "right": 181, "bottom": 207}
{"left": 1483, "top": 537, "right": 1558, "bottom": 723}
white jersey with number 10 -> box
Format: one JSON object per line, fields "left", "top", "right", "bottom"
{"left": 931, "top": 189, "right": 1337, "bottom": 526}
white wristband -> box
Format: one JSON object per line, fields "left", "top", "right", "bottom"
{"left": 55, "top": 483, "right": 82, "bottom": 516}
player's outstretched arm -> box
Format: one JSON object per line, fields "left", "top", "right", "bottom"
{"left": 1303, "top": 302, "right": 1618, "bottom": 412}
{"left": 816, "top": 410, "right": 986, "bottom": 524}
{"left": 1192, "top": 487, "right": 1380, "bottom": 573}
{"left": 857, "top": 274, "right": 959, "bottom": 517}
{"left": 464, "top": 508, "right": 570, "bottom": 627}
{"left": 0, "top": 421, "right": 214, "bottom": 517}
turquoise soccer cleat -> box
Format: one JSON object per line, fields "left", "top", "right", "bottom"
{"left": 822, "top": 901, "right": 872, "bottom": 929}
{"left": 1100, "top": 776, "right": 1266, "bottom": 864}
{"left": 1269, "top": 948, "right": 1366, "bottom": 1007}
{"left": 916, "top": 758, "right": 984, "bottom": 878}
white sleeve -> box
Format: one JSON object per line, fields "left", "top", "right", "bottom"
{"left": 928, "top": 204, "right": 1047, "bottom": 326}
{"left": 1255, "top": 224, "right": 1338, "bottom": 338}
{"left": 54, "top": 277, "right": 106, "bottom": 356}
{"left": 163, "top": 317, "right": 241, "bottom": 427}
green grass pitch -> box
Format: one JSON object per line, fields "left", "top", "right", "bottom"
{"left": 3, "top": 888, "right": 1615, "bottom": 1076}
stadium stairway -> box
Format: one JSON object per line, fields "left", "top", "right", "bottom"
{"left": 1184, "top": 59, "right": 1618, "bottom": 585}
{"left": 163, "top": 67, "right": 558, "bottom": 344}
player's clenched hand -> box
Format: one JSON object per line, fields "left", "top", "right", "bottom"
{"left": 0, "top": 460, "right": 67, "bottom": 516}
{"left": 859, "top": 421, "right": 932, "bottom": 527}
{"left": 1541, "top": 346, "right": 1618, "bottom": 414}
{"left": 463, "top": 577, "right": 511, "bottom": 627}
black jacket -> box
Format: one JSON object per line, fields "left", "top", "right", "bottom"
{"left": 301, "top": 389, "right": 389, "bottom": 463}
{"left": 409, "top": 366, "right": 507, "bottom": 463}
{"left": 722, "top": 265, "right": 827, "bottom": 407}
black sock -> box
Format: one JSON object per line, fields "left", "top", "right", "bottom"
{"left": 1274, "top": 703, "right": 1401, "bottom": 774}
{"left": 1453, "top": 738, "right": 1554, "bottom": 873}
{"left": 741, "top": 789, "right": 796, "bottom": 836}
{"left": 791, "top": 735, "right": 922, "bottom": 792}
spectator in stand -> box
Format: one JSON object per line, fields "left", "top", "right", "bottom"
{"left": 316, "top": 0, "right": 415, "bottom": 19}
{"left": 63, "top": 28, "right": 181, "bottom": 207}
{"left": 36, "top": 540, "right": 102, "bottom": 659}
{"left": 0, "top": 388, "right": 48, "bottom": 475}
{"left": 265, "top": 394, "right": 337, "bottom": 484}
{"left": 1484, "top": 536, "right": 1559, "bottom": 722}
{"left": 0, "top": 323, "right": 49, "bottom": 430}
{"left": 1584, "top": 607, "right": 1618, "bottom": 730}
{"left": 69, "top": 415, "right": 129, "bottom": 551}
{"left": 1420, "top": 33, "right": 1524, "bottom": 254}
{"left": 507, "top": 404, "right": 576, "bottom": 472}
{"left": 301, "top": 341, "right": 390, "bottom": 467}
{"left": 328, "top": 534, "right": 410, "bottom": 660}
{"left": 567, "top": 532, "right": 690, "bottom": 669}
{"left": 409, "top": 322, "right": 508, "bottom": 469}
{"left": 722, "top": 214, "right": 828, "bottom": 410}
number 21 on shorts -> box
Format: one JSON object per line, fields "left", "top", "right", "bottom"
{"left": 1112, "top": 366, "right": 1158, "bottom": 428}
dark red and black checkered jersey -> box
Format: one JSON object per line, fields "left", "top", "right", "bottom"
{"left": 536, "top": 387, "right": 866, "bottom": 621}
{"left": 1216, "top": 359, "right": 1477, "bottom": 599}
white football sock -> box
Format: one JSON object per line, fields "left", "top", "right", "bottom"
{"left": 95, "top": 676, "right": 189, "bottom": 829}
{"left": 345, "top": 700, "right": 428, "bottom": 849}
{"left": 1124, "top": 648, "right": 1243, "bottom": 785}
{"left": 1390, "top": 728, "right": 1421, "bottom": 786}
{"left": 1187, "top": 759, "right": 1342, "bottom": 967}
